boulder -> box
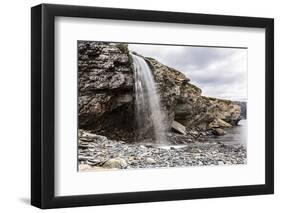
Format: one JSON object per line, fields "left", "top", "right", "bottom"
{"left": 146, "top": 157, "right": 156, "bottom": 164}
{"left": 212, "top": 128, "right": 226, "bottom": 136}
{"left": 78, "top": 164, "right": 92, "bottom": 171}
{"left": 102, "top": 157, "right": 128, "bottom": 169}
{"left": 171, "top": 120, "right": 187, "bottom": 135}
{"left": 208, "top": 118, "right": 232, "bottom": 129}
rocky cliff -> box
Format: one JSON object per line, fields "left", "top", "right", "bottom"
{"left": 234, "top": 101, "right": 247, "bottom": 119}
{"left": 78, "top": 41, "right": 135, "bottom": 140}
{"left": 78, "top": 41, "right": 241, "bottom": 141}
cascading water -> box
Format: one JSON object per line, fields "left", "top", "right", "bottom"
{"left": 130, "top": 53, "right": 167, "bottom": 144}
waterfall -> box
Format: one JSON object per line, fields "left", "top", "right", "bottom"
{"left": 130, "top": 53, "right": 167, "bottom": 143}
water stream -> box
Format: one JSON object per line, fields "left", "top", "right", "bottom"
{"left": 209, "top": 119, "right": 247, "bottom": 145}
{"left": 131, "top": 53, "right": 167, "bottom": 143}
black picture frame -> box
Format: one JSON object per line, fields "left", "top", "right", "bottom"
{"left": 31, "top": 3, "right": 274, "bottom": 209}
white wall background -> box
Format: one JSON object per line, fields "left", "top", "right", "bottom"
{"left": 0, "top": 0, "right": 279, "bottom": 212}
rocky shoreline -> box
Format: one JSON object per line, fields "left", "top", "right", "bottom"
{"left": 78, "top": 130, "right": 247, "bottom": 171}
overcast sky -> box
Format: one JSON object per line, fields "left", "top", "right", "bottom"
{"left": 129, "top": 44, "right": 247, "bottom": 101}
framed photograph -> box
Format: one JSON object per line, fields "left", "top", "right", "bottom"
{"left": 31, "top": 4, "right": 274, "bottom": 209}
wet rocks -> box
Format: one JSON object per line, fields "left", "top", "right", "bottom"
{"left": 78, "top": 130, "right": 247, "bottom": 171}
{"left": 212, "top": 128, "right": 226, "bottom": 136}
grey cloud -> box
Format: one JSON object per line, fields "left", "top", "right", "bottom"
{"left": 166, "top": 47, "right": 237, "bottom": 71}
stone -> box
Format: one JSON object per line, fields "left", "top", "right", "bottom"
{"left": 102, "top": 157, "right": 128, "bottom": 169}
{"left": 80, "top": 131, "right": 98, "bottom": 138}
{"left": 190, "top": 130, "right": 199, "bottom": 136}
{"left": 78, "top": 156, "right": 94, "bottom": 161}
{"left": 212, "top": 128, "right": 226, "bottom": 136}
{"left": 146, "top": 157, "right": 156, "bottom": 164}
{"left": 139, "top": 145, "right": 147, "bottom": 150}
{"left": 171, "top": 120, "right": 187, "bottom": 135}
{"left": 79, "top": 164, "right": 92, "bottom": 171}
{"left": 208, "top": 118, "right": 232, "bottom": 129}
{"left": 218, "top": 161, "right": 225, "bottom": 166}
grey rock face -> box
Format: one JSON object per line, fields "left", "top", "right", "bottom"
{"left": 78, "top": 41, "right": 135, "bottom": 141}
{"left": 234, "top": 101, "right": 247, "bottom": 119}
